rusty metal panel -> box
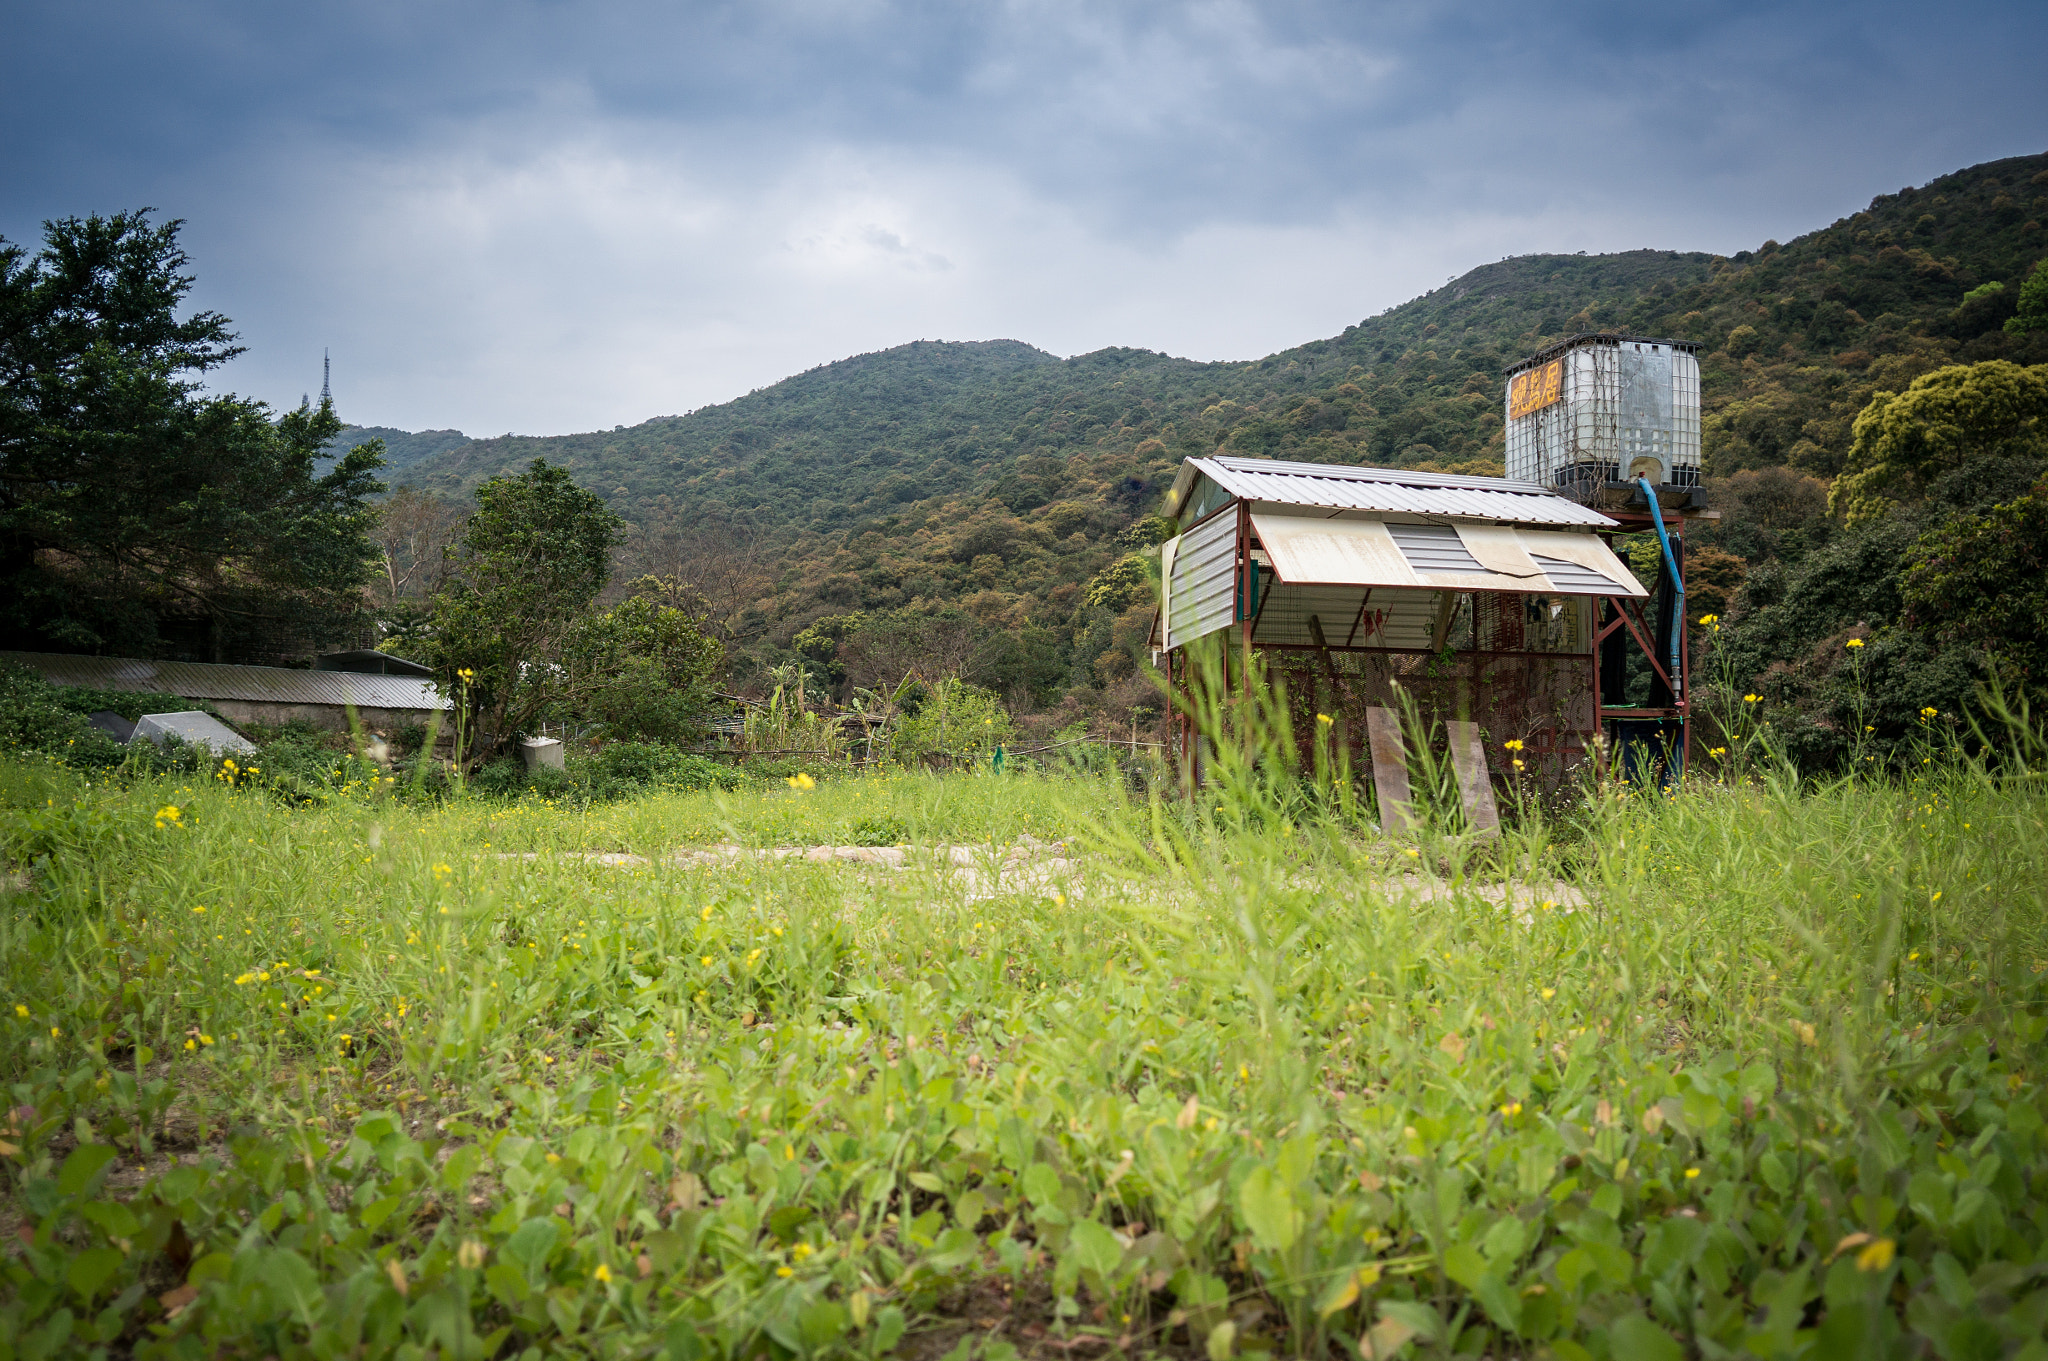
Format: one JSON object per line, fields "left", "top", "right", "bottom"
{"left": 0, "top": 651, "right": 451, "bottom": 711}
{"left": 1250, "top": 514, "right": 1417, "bottom": 587}
{"left": 1163, "top": 512, "right": 1239, "bottom": 650}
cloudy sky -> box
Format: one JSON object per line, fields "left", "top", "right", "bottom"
{"left": 4, "top": 1, "right": 2042, "bottom": 434}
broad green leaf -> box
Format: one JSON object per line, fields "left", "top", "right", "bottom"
{"left": 1067, "top": 1220, "right": 1125, "bottom": 1277}
{"left": 1236, "top": 1166, "right": 1301, "bottom": 1252}
{"left": 359, "top": 1195, "right": 403, "bottom": 1230}
{"left": 57, "top": 1145, "right": 117, "bottom": 1196}
{"left": 1482, "top": 1214, "right": 1527, "bottom": 1264}
{"left": 1607, "top": 1313, "right": 1682, "bottom": 1361}
{"left": 1443, "top": 1243, "right": 1487, "bottom": 1291}
{"left": 66, "top": 1247, "right": 122, "bottom": 1302}
{"left": 485, "top": 1261, "right": 530, "bottom": 1307}
{"left": 1022, "top": 1163, "right": 1063, "bottom": 1208}
{"left": 440, "top": 1143, "right": 484, "bottom": 1193}
{"left": 1556, "top": 1247, "right": 1596, "bottom": 1298}
{"left": 1376, "top": 1300, "right": 1443, "bottom": 1345}
{"left": 81, "top": 1201, "right": 140, "bottom": 1240}
{"left": 798, "top": 1299, "right": 849, "bottom": 1348}
{"left": 255, "top": 1247, "right": 323, "bottom": 1322}
{"left": 1471, "top": 1270, "right": 1522, "bottom": 1333}
{"left": 643, "top": 1229, "right": 688, "bottom": 1274}
{"left": 504, "top": 1217, "right": 560, "bottom": 1277}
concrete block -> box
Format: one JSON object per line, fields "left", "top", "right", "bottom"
{"left": 520, "top": 737, "right": 565, "bottom": 771}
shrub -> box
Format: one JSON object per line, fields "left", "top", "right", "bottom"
{"left": 580, "top": 742, "right": 740, "bottom": 797}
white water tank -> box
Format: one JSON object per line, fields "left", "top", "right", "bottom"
{"left": 1505, "top": 334, "right": 1701, "bottom": 498}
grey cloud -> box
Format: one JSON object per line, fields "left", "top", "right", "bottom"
{"left": 3, "top": 0, "right": 2041, "bottom": 431}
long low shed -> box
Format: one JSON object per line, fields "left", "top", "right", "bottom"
{"left": 1, "top": 652, "right": 451, "bottom": 731}
{"left": 1154, "top": 456, "right": 1673, "bottom": 787}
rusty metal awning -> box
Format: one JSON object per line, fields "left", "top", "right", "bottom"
{"left": 1250, "top": 513, "right": 1646, "bottom": 597}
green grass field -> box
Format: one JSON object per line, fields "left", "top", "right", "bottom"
{"left": 2, "top": 731, "right": 2045, "bottom": 1361}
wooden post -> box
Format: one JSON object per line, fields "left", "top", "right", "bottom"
{"left": 1590, "top": 599, "right": 1605, "bottom": 780}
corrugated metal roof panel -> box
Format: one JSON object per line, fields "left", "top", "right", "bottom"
{"left": 1181, "top": 456, "right": 1617, "bottom": 527}
{"left": 1163, "top": 511, "right": 1240, "bottom": 650}
{"left": 0, "top": 652, "right": 451, "bottom": 710}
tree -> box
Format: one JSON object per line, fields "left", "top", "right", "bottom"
{"left": 373, "top": 485, "right": 465, "bottom": 606}
{"left": 1900, "top": 478, "right": 2048, "bottom": 685}
{"left": 2005, "top": 258, "right": 2048, "bottom": 335}
{"left": 1831, "top": 361, "right": 2048, "bottom": 525}
{"left": 0, "top": 210, "right": 387, "bottom": 658}
{"left": 557, "top": 587, "right": 724, "bottom": 743}
{"left": 427, "top": 460, "right": 624, "bottom": 757}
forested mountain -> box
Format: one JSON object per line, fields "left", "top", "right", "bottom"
{"left": 322, "top": 425, "right": 470, "bottom": 474}
{"left": 356, "top": 150, "right": 2048, "bottom": 720}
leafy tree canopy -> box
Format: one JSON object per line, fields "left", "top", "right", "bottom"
{"left": 556, "top": 586, "right": 724, "bottom": 745}
{"left": 0, "top": 209, "right": 386, "bottom": 659}
{"left": 1901, "top": 477, "right": 2048, "bottom": 685}
{"left": 427, "top": 459, "right": 625, "bottom": 756}
{"left": 1832, "top": 361, "right": 2048, "bottom": 525}
{"left": 2008, "top": 258, "right": 2048, "bottom": 335}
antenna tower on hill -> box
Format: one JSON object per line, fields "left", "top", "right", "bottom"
{"left": 320, "top": 349, "right": 332, "bottom": 406}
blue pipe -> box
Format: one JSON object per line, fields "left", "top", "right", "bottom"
{"left": 1638, "top": 476, "right": 1683, "bottom": 701}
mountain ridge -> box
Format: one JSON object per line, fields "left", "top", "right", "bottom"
{"left": 343, "top": 149, "right": 2048, "bottom": 708}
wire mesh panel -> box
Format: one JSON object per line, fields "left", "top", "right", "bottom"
{"left": 1268, "top": 646, "right": 1595, "bottom": 796}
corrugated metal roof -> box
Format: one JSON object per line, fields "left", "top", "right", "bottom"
{"left": 0, "top": 652, "right": 450, "bottom": 710}
{"left": 1173, "top": 455, "right": 1617, "bottom": 527}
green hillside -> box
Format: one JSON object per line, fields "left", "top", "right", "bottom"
{"left": 323, "top": 424, "right": 470, "bottom": 474}
{"left": 362, "top": 150, "right": 2048, "bottom": 710}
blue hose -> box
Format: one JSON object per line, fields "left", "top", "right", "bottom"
{"left": 1638, "top": 476, "right": 1684, "bottom": 702}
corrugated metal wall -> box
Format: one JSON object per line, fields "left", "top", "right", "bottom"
{"left": 1164, "top": 512, "right": 1240, "bottom": 650}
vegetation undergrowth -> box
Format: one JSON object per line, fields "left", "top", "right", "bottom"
{"left": 0, "top": 695, "right": 2044, "bottom": 1361}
